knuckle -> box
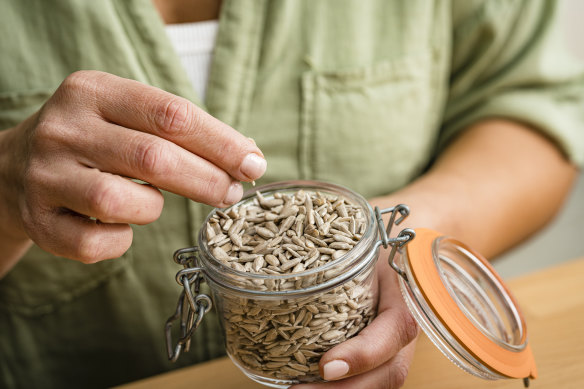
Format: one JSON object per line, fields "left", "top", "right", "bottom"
{"left": 33, "top": 112, "right": 63, "bottom": 146}
{"left": 155, "top": 98, "right": 194, "bottom": 136}
{"left": 60, "top": 70, "right": 99, "bottom": 95}
{"left": 22, "top": 164, "right": 56, "bottom": 204}
{"left": 75, "top": 224, "right": 132, "bottom": 263}
{"left": 32, "top": 124, "right": 70, "bottom": 157}
{"left": 20, "top": 202, "right": 49, "bottom": 241}
{"left": 22, "top": 161, "right": 46, "bottom": 187}
{"left": 85, "top": 177, "right": 121, "bottom": 218}
{"left": 33, "top": 114, "right": 54, "bottom": 139}
{"left": 201, "top": 173, "right": 229, "bottom": 206}
{"left": 134, "top": 139, "right": 173, "bottom": 177}
{"left": 74, "top": 231, "right": 103, "bottom": 263}
{"left": 389, "top": 363, "right": 410, "bottom": 389}
{"left": 396, "top": 309, "right": 419, "bottom": 347}
{"left": 19, "top": 207, "right": 35, "bottom": 235}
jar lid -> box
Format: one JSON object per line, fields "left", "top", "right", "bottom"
{"left": 400, "top": 228, "right": 538, "bottom": 381}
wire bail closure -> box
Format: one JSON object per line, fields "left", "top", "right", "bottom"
{"left": 374, "top": 205, "right": 416, "bottom": 281}
{"left": 165, "top": 247, "right": 212, "bottom": 362}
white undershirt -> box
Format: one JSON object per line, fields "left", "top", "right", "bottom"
{"left": 165, "top": 20, "right": 219, "bottom": 102}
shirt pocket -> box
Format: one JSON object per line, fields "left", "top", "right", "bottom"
{"left": 0, "top": 89, "right": 133, "bottom": 318}
{"left": 300, "top": 52, "right": 439, "bottom": 198}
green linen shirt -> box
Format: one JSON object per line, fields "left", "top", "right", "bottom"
{"left": 0, "top": 0, "right": 583, "bottom": 388}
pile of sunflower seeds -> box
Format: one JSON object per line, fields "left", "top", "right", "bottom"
{"left": 205, "top": 189, "right": 376, "bottom": 380}
{"left": 223, "top": 274, "right": 375, "bottom": 380}
{"left": 206, "top": 190, "right": 367, "bottom": 278}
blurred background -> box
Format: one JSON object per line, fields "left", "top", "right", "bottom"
{"left": 493, "top": 0, "right": 584, "bottom": 278}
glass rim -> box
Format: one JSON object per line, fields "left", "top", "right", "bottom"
{"left": 197, "top": 180, "right": 380, "bottom": 294}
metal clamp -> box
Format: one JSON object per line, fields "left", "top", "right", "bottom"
{"left": 165, "top": 247, "right": 213, "bottom": 362}
{"left": 374, "top": 205, "right": 416, "bottom": 281}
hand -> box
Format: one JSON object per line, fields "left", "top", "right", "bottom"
{"left": 291, "top": 195, "right": 424, "bottom": 389}
{"left": 0, "top": 70, "right": 266, "bottom": 265}
{"left": 292, "top": 250, "right": 419, "bottom": 389}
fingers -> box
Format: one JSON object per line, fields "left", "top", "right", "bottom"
{"left": 14, "top": 70, "right": 264, "bottom": 264}
{"left": 317, "top": 265, "right": 419, "bottom": 381}
{"left": 57, "top": 71, "right": 266, "bottom": 182}
{"left": 48, "top": 166, "right": 164, "bottom": 225}
{"left": 71, "top": 120, "right": 244, "bottom": 208}
{"left": 318, "top": 305, "right": 419, "bottom": 380}
{"left": 27, "top": 208, "right": 134, "bottom": 263}
{"left": 21, "top": 159, "right": 155, "bottom": 262}
{"left": 292, "top": 341, "right": 417, "bottom": 389}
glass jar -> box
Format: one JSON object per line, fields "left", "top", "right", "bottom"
{"left": 166, "top": 181, "right": 408, "bottom": 387}
{"left": 165, "top": 180, "right": 537, "bottom": 388}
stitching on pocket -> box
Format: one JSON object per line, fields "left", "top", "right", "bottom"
{"left": 311, "top": 53, "right": 430, "bottom": 89}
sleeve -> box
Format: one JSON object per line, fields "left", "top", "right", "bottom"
{"left": 441, "top": 0, "right": 584, "bottom": 167}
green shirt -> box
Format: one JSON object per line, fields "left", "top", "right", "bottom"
{"left": 1, "top": 0, "right": 583, "bottom": 388}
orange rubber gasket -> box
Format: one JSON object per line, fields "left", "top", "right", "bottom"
{"left": 406, "top": 228, "right": 537, "bottom": 379}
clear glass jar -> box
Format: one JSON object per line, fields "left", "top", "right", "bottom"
{"left": 165, "top": 180, "right": 537, "bottom": 388}
{"left": 198, "top": 181, "right": 383, "bottom": 388}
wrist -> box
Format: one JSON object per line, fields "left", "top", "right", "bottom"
{"left": 369, "top": 172, "right": 470, "bottom": 238}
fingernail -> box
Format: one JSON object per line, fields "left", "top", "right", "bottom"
{"left": 223, "top": 181, "right": 243, "bottom": 206}
{"left": 323, "top": 360, "right": 350, "bottom": 380}
{"left": 240, "top": 153, "right": 267, "bottom": 180}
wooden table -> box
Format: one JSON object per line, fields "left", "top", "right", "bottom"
{"left": 119, "top": 258, "right": 584, "bottom": 389}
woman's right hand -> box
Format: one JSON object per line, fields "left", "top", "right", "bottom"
{"left": 0, "top": 70, "right": 266, "bottom": 270}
